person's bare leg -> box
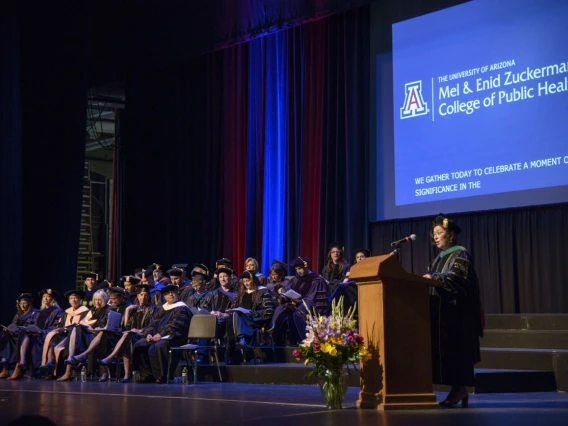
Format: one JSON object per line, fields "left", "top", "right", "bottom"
{"left": 100, "top": 333, "right": 130, "bottom": 364}
{"left": 123, "top": 355, "right": 131, "bottom": 380}
{"left": 73, "top": 332, "right": 104, "bottom": 362}
{"left": 57, "top": 364, "right": 74, "bottom": 381}
{"left": 19, "top": 335, "right": 30, "bottom": 365}
{"left": 64, "top": 328, "right": 78, "bottom": 363}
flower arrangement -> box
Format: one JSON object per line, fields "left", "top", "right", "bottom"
{"left": 293, "top": 296, "right": 371, "bottom": 377}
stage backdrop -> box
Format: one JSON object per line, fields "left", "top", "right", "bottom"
{"left": 120, "top": 7, "right": 370, "bottom": 277}
{"left": 370, "top": 203, "right": 568, "bottom": 313}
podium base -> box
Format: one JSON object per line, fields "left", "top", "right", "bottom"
{"left": 357, "top": 392, "right": 439, "bottom": 410}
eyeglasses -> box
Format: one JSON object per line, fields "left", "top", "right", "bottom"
{"left": 432, "top": 231, "right": 446, "bottom": 237}
{"left": 330, "top": 251, "right": 342, "bottom": 255}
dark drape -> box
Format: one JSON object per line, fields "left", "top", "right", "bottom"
{"left": 121, "top": 8, "right": 370, "bottom": 277}
{"left": 18, "top": 6, "right": 89, "bottom": 303}
{"left": 370, "top": 203, "right": 568, "bottom": 313}
{"left": 0, "top": 15, "right": 22, "bottom": 324}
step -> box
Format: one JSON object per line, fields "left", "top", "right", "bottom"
{"left": 193, "top": 363, "right": 556, "bottom": 393}
{"left": 485, "top": 314, "right": 568, "bottom": 331}
{"left": 482, "top": 330, "right": 568, "bottom": 349}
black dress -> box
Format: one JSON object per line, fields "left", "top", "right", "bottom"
{"left": 428, "top": 246, "right": 483, "bottom": 387}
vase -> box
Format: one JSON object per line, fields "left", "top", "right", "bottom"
{"left": 317, "top": 368, "right": 349, "bottom": 409}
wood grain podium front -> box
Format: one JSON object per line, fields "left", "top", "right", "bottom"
{"left": 350, "top": 254, "right": 440, "bottom": 410}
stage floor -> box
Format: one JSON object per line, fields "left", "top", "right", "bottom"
{"left": 1, "top": 381, "right": 567, "bottom": 426}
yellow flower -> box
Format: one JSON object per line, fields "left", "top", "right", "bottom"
{"left": 320, "top": 343, "right": 331, "bottom": 353}
{"left": 329, "top": 347, "right": 337, "bottom": 356}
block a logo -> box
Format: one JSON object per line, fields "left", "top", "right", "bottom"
{"left": 400, "top": 80, "right": 428, "bottom": 119}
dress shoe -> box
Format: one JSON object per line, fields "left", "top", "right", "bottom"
{"left": 44, "top": 374, "right": 56, "bottom": 381}
{"left": 38, "top": 363, "right": 54, "bottom": 376}
{"left": 439, "top": 387, "right": 469, "bottom": 408}
{"left": 120, "top": 377, "right": 130, "bottom": 383}
{"left": 138, "top": 375, "right": 155, "bottom": 384}
{"left": 56, "top": 375, "right": 73, "bottom": 382}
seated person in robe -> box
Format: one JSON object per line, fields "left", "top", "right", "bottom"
{"left": 272, "top": 257, "right": 329, "bottom": 346}
{"left": 132, "top": 284, "right": 192, "bottom": 384}
{"left": 224, "top": 271, "right": 274, "bottom": 364}
{"left": 39, "top": 289, "right": 89, "bottom": 379}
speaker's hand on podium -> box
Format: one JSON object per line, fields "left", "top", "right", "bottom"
{"left": 423, "top": 274, "right": 433, "bottom": 279}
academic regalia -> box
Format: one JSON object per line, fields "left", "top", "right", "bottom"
{"left": 17, "top": 305, "right": 63, "bottom": 370}
{"left": 266, "top": 278, "right": 290, "bottom": 298}
{"left": 209, "top": 288, "right": 236, "bottom": 341}
{"left": 132, "top": 301, "right": 192, "bottom": 382}
{"left": 184, "top": 290, "right": 214, "bottom": 311}
{"left": 179, "top": 285, "right": 196, "bottom": 305}
{"left": 272, "top": 272, "right": 330, "bottom": 345}
{"left": 321, "top": 262, "right": 350, "bottom": 294}
{"left": 41, "top": 305, "right": 90, "bottom": 368}
{"left": 324, "top": 262, "right": 357, "bottom": 315}
{"left": 428, "top": 246, "right": 483, "bottom": 387}
{"left": 60, "top": 306, "right": 112, "bottom": 362}
{"left": 82, "top": 289, "right": 97, "bottom": 308}
{"left": 225, "top": 288, "right": 274, "bottom": 363}
{"left": 207, "top": 276, "right": 239, "bottom": 292}
{"left": 110, "top": 303, "right": 160, "bottom": 359}
{"left": 0, "top": 309, "right": 39, "bottom": 363}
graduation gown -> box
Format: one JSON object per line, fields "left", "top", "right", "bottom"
{"left": 225, "top": 288, "right": 274, "bottom": 359}
{"left": 41, "top": 306, "right": 90, "bottom": 367}
{"left": 0, "top": 309, "right": 39, "bottom": 363}
{"left": 428, "top": 246, "right": 483, "bottom": 387}
{"left": 132, "top": 302, "right": 192, "bottom": 380}
{"left": 272, "top": 272, "right": 330, "bottom": 345}
{"left": 16, "top": 306, "right": 63, "bottom": 369}
{"left": 321, "top": 262, "right": 351, "bottom": 294}
{"left": 185, "top": 290, "right": 214, "bottom": 312}
{"left": 111, "top": 304, "right": 160, "bottom": 358}
{"left": 62, "top": 306, "right": 112, "bottom": 361}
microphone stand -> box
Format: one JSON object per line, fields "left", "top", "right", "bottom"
{"left": 390, "top": 243, "right": 402, "bottom": 256}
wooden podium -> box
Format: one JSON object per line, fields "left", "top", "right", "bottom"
{"left": 350, "top": 254, "right": 440, "bottom": 410}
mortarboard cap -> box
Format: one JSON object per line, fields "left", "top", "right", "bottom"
{"left": 289, "top": 257, "right": 310, "bottom": 268}
{"left": 38, "top": 289, "right": 60, "bottom": 299}
{"left": 215, "top": 258, "right": 232, "bottom": 268}
{"left": 82, "top": 272, "right": 98, "bottom": 281}
{"left": 64, "top": 289, "right": 86, "bottom": 299}
{"left": 215, "top": 267, "right": 233, "bottom": 276}
{"left": 17, "top": 293, "right": 34, "bottom": 302}
{"left": 353, "top": 248, "right": 371, "bottom": 258}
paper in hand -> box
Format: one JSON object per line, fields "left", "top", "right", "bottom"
{"left": 227, "top": 307, "right": 251, "bottom": 315}
{"left": 282, "top": 289, "right": 302, "bottom": 300}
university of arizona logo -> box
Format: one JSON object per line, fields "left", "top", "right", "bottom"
{"left": 400, "top": 81, "right": 428, "bottom": 119}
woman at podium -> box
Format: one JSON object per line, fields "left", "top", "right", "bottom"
{"left": 424, "top": 215, "right": 483, "bottom": 408}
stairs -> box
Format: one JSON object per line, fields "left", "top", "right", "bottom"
{"left": 192, "top": 314, "right": 568, "bottom": 393}
{"left": 76, "top": 162, "right": 95, "bottom": 289}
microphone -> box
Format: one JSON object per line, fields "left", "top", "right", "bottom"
{"left": 390, "top": 234, "right": 417, "bottom": 247}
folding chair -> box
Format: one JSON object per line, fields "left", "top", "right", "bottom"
{"left": 166, "top": 314, "right": 222, "bottom": 384}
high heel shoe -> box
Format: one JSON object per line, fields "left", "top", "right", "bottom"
{"left": 98, "top": 371, "right": 110, "bottom": 382}
{"left": 97, "top": 358, "right": 110, "bottom": 367}
{"left": 439, "top": 389, "right": 469, "bottom": 408}
{"left": 7, "top": 364, "right": 26, "bottom": 381}
{"left": 120, "top": 377, "right": 130, "bottom": 383}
